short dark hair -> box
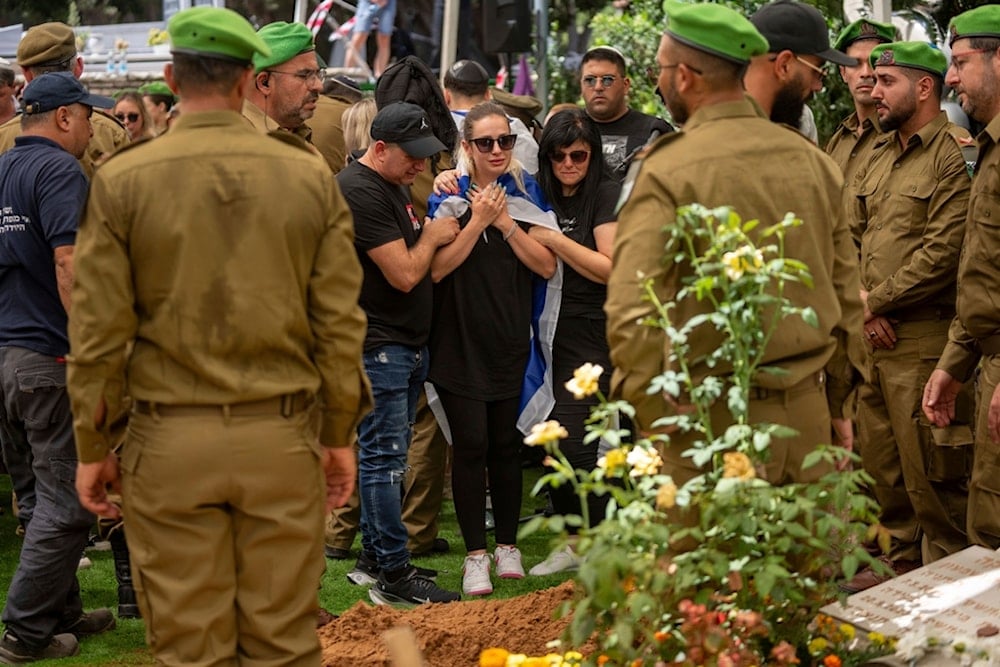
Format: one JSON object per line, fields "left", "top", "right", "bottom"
{"left": 580, "top": 46, "right": 628, "bottom": 77}
{"left": 24, "top": 58, "right": 74, "bottom": 77}
{"left": 969, "top": 36, "right": 1000, "bottom": 56}
{"left": 0, "top": 67, "right": 13, "bottom": 87}
{"left": 143, "top": 93, "right": 174, "bottom": 112}
{"left": 171, "top": 52, "right": 249, "bottom": 97}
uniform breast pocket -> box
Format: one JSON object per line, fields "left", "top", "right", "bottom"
{"left": 971, "top": 192, "right": 1000, "bottom": 264}
{"left": 898, "top": 178, "right": 935, "bottom": 231}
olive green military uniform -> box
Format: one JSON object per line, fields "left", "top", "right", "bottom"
{"left": 309, "top": 94, "right": 351, "bottom": 172}
{"left": 826, "top": 112, "right": 884, "bottom": 244}
{"left": 67, "top": 108, "right": 372, "bottom": 665}
{"left": 855, "top": 111, "right": 973, "bottom": 562}
{"left": 241, "top": 97, "right": 313, "bottom": 142}
{"left": 0, "top": 109, "right": 129, "bottom": 178}
{"left": 607, "top": 99, "right": 863, "bottom": 486}
{"left": 939, "top": 112, "right": 1000, "bottom": 550}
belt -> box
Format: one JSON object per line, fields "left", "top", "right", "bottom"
{"left": 890, "top": 306, "right": 955, "bottom": 322}
{"left": 132, "top": 391, "right": 314, "bottom": 418}
{"left": 749, "top": 370, "right": 825, "bottom": 401}
{"left": 981, "top": 335, "right": 1000, "bottom": 356}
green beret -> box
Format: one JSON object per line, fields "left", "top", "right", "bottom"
{"left": 870, "top": 41, "right": 947, "bottom": 77}
{"left": 833, "top": 19, "right": 896, "bottom": 52}
{"left": 17, "top": 22, "right": 76, "bottom": 68}
{"left": 138, "top": 81, "right": 176, "bottom": 100}
{"left": 948, "top": 6, "right": 1000, "bottom": 46}
{"left": 252, "top": 22, "right": 315, "bottom": 73}
{"left": 664, "top": 1, "right": 769, "bottom": 65}
{"left": 168, "top": 7, "right": 270, "bottom": 65}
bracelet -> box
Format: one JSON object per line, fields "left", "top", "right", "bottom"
{"left": 503, "top": 222, "right": 517, "bottom": 241}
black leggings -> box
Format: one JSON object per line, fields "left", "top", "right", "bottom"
{"left": 437, "top": 388, "right": 523, "bottom": 552}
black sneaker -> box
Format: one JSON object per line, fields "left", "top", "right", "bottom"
{"left": 324, "top": 545, "right": 351, "bottom": 560}
{"left": 0, "top": 631, "right": 79, "bottom": 664}
{"left": 56, "top": 609, "right": 116, "bottom": 639}
{"left": 368, "top": 567, "right": 461, "bottom": 607}
{"left": 346, "top": 552, "right": 437, "bottom": 586}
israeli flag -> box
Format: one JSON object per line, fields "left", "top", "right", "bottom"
{"left": 427, "top": 171, "right": 563, "bottom": 439}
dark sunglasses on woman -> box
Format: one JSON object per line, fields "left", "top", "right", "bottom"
{"left": 550, "top": 150, "right": 589, "bottom": 165}
{"left": 470, "top": 134, "right": 517, "bottom": 153}
{"left": 115, "top": 112, "right": 140, "bottom": 123}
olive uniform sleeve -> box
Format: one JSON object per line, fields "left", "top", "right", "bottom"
{"left": 310, "top": 180, "right": 373, "bottom": 446}
{"left": 67, "top": 170, "right": 138, "bottom": 463}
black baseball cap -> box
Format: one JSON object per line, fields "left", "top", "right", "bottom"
{"left": 370, "top": 102, "right": 446, "bottom": 158}
{"left": 750, "top": 0, "right": 857, "bottom": 66}
{"left": 22, "top": 71, "right": 115, "bottom": 115}
{"left": 446, "top": 59, "right": 489, "bottom": 85}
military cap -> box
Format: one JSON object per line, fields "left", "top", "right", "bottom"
{"left": 752, "top": 0, "right": 856, "bottom": 66}
{"left": 168, "top": 7, "right": 270, "bottom": 65}
{"left": 138, "top": 81, "right": 176, "bottom": 100}
{"left": 664, "top": 1, "right": 769, "bottom": 65}
{"left": 17, "top": 22, "right": 77, "bottom": 68}
{"left": 870, "top": 41, "right": 947, "bottom": 77}
{"left": 833, "top": 19, "right": 897, "bottom": 52}
{"left": 948, "top": 6, "right": 1000, "bottom": 47}
{"left": 252, "top": 22, "right": 315, "bottom": 73}
{"left": 22, "top": 71, "right": 114, "bottom": 115}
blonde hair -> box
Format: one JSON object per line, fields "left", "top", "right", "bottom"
{"left": 113, "top": 91, "right": 155, "bottom": 140}
{"left": 456, "top": 101, "right": 528, "bottom": 194}
{"left": 342, "top": 97, "right": 377, "bottom": 159}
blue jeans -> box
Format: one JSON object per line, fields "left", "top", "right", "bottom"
{"left": 357, "top": 344, "right": 426, "bottom": 573}
{"left": 0, "top": 347, "right": 94, "bottom": 647}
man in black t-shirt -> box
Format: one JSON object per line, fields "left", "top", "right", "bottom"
{"left": 335, "top": 102, "right": 462, "bottom": 607}
{"left": 579, "top": 46, "right": 673, "bottom": 181}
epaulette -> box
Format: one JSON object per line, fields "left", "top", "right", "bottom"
{"left": 615, "top": 132, "right": 682, "bottom": 215}
{"left": 95, "top": 135, "right": 153, "bottom": 162}
{"left": 266, "top": 129, "right": 314, "bottom": 153}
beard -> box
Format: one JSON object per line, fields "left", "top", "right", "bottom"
{"left": 663, "top": 71, "right": 689, "bottom": 126}
{"left": 770, "top": 75, "right": 809, "bottom": 127}
{"left": 877, "top": 92, "right": 916, "bottom": 133}
{"left": 962, "top": 67, "right": 1000, "bottom": 124}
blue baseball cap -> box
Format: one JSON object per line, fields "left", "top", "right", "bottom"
{"left": 22, "top": 72, "right": 115, "bottom": 115}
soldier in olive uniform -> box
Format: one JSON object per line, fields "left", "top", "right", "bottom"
{"left": 826, "top": 19, "right": 897, "bottom": 241}
{"left": 0, "top": 22, "right": 129, "bottom": 177}
{"left": 69, "top": 7, "right": 371, "bottom": 665}
{"left": 925, "top": 6, "right": 1000, "bottom": 551}
{"left": 243, "top": 21, "right": 324, "bottom": 141}
{"left": 843, "top": 43, "right": 973, "bottom": 593}
{"left": 607, "top": 2, "right": 862, "bottom": 487}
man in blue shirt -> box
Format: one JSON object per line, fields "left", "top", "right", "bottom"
{"left": 0, "top": 71, "right": 117, "bottom": 665}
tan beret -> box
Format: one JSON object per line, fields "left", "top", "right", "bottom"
{"left": 18, "top": 22, "right": 77, "bottom": 68}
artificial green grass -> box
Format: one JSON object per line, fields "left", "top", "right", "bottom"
{"left": 0, "top": 466, "right": 573, "bottom": 665}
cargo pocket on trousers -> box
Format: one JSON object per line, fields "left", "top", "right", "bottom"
{"left": 926, "top": 423, "right": 973, "bottom": 483}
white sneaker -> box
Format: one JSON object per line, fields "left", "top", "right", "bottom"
{"left": 77, "top": 555, "right": 92, "bottom": 571}
{"left": 528, "top": 545, "right": 580, "bottom": 576}
{"left": 494, "top": 545, "right": 525, "bottom": 579}
{"left": 463, "top": 554, "right": 493, "bottom": 596}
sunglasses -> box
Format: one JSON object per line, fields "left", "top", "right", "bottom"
{"left": 550, "top": 149, "right": 590, "bottom": 165}
{"left": 470, "top": 134, "right": 517, "bottom": 153}
{"left": 582, "top": 75, "right": 618, "bottom": 88}
{"left": 115, "top": 112, "right": 140, "bottom": 123}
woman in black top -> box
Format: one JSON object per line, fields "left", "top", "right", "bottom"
{"left": 426, "top": 102, "right": 556, "bottom": 596}
{"left": 525, "top": 108, "right": 620, "bottom": 576}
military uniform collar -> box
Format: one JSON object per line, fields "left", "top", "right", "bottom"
{"left": 241, "top": 98, "right": 312, "bottom": 141}
{"left": 874, "top": 110, "right": 948, "bottom": 151}
{"left": 982, "top": 112, "right": 1000, "bottom": 147}
{"left": 171, "top": 110, "right": 248, "bottom": 131}
{"left": 683, "top": 97, "right": 761, "bottom": 132}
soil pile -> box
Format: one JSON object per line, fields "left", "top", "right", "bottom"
{"left": 319, "top": 581, "right": 583, "bottom": 666}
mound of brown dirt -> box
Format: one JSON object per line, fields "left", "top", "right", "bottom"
{"left": 319, "top": 581, "right": 584, "bottom": 666}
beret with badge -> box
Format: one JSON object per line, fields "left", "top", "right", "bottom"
{"left": 21, "top": 71, "right": 114, "bottom": 115}
{"left": 869, "top": 41, "right": 948, "bottom": 78}
{"left": 664, "top": 1, "right": 769, "bottom": 65}
{"left": 834, "top": 18, "right": 897, "bottom": 52}
{"left": 948, "top": 5, "right": 1000, "bottom": 46}
{"left": 17, "top": 22, "right": 77, "bottom": 68}
{"left": 168, "top": 6, "right": 270, "bottom": 65}
{"left": 252, "top": 21, "right": 315, "bottom": 73}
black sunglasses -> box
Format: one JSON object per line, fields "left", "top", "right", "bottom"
{"left": 470, "top": 134, "right": 517, "bottom": 153}
{"left": 550, "top": 149, "right": 590, "bottom": 164}
{"left": 115, "top": 112, "right": 140, "bottom": 123}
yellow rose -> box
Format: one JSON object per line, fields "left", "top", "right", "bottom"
{"left": 480, "top": 648, "right": 510, "bottom": 667}
{"left": 523, "top": 420, "right": 569, "bottom": 447}
{"left": 655, "top": 481, "right": 677, "bottom": 510}
{"left": 722, "top": 245, "right": 764, "bottom": 281}
{"left": 626, "top": 445, "right": 663, "bottom": 477}
{"left": 808, "top": 638, "right": 828, "bottom": 654}
{"left": 722, "top": 451, "right": 755, "bottom": 480}
{"left": 564, "top": 363, "right": 603, "bottom": 399}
